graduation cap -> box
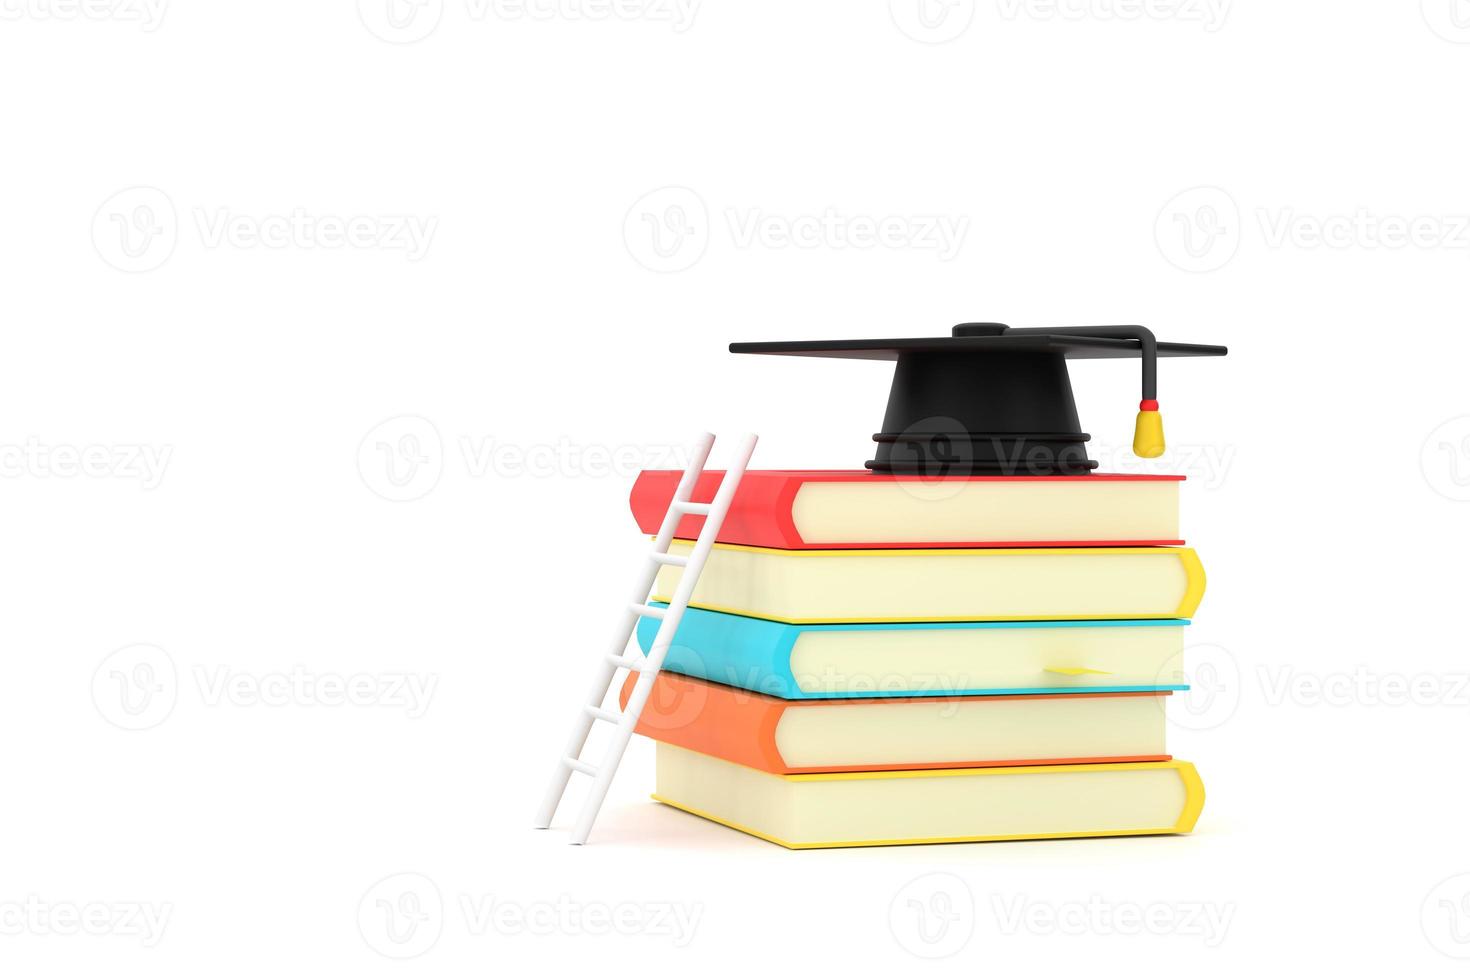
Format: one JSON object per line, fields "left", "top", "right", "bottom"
{"left": 730, "top": 323, "right": 1227, "bottom": 476}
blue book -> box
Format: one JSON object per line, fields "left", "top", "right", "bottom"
{"left": 636, "top": 604, "right": 1189, "bottom": 699}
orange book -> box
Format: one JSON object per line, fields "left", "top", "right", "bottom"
{"left": 620, "top": 672, "right": 1170, "bottom": 774}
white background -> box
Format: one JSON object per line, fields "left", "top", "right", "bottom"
{"left": 4, "top": 1, "right": 1470, "bottom": 976}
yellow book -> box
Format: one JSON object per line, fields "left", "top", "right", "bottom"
{"left": 653, "top": 743, "right": 1204, "bottom": 849}
{"left": 651, "top": 542, "right": 1205, "bottom": 624}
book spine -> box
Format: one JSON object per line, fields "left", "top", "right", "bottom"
{"left": 635, "top": 608, "right": 803, "bottom": 698}
{"left": 619, "top": 672, "right": 788, "bottom": 771}
{"left": 629, "top": 470, "right": 806, "bottom": 548}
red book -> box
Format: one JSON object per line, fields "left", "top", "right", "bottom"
{"left": 629, "top": 469, "right": 1184, "bottom": 549}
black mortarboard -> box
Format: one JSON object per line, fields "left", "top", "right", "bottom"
{"left": 731, "top": 323, "right": 1227, "bottom": 476}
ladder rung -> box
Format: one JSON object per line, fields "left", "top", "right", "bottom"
{"left": 606, "top": 653, "right": 646, "bottom": 672}
{"left": 584, "top": 705, "right": 621, "bottom": 724}
{"left": 672, "top": 501, "right": 711, "bottom": 515}
{"left": 651, "top": 552, "right": 688, "bottom": 567}
{"left": 564, "top": 756, "right": 598, "bottom": 777}
{"left": 630, "top": 603, "right": 665, "bottom": 619}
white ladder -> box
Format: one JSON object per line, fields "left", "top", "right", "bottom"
{"left": 533, "top": 431, "right": 758, "bottom": 844}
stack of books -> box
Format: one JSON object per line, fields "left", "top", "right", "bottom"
{"left": 625, "top": 469, "right": 1207, "bottom": 849}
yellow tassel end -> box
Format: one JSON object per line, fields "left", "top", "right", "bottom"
{"left": 1133, "top": 409, "right": 1165, "bottom": 458}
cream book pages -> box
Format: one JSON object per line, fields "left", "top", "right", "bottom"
{"left": 651, "top": 542, "right": 1206, "bottom": 623}
{"left": 653, "top": 744, "right": 1205, "bottom": 849}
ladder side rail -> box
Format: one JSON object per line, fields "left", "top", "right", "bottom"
{"left": 647, "top": 434, "right": 715, "bottom": 551}
{"left": 568, "top": 433, "right": 757, "bottom": 844}
{"left": 532, "top": 433, "right": 715, "bottom": 831}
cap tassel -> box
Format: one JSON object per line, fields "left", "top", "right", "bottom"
{"left": 1134, "top": 399, "right": 1164, "bottom": 458}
